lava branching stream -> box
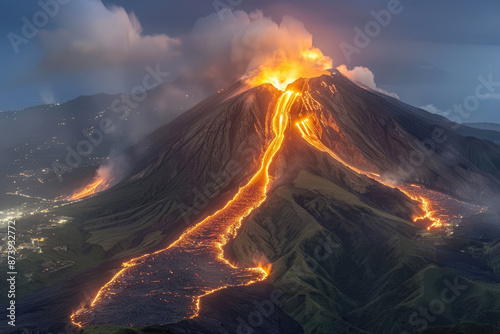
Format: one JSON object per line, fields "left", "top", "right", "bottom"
{"left": 296, "top": 118, "right": 487, "bottom": 231}
{"left": 71, "top": 91, "right": 299, "bottom": 327}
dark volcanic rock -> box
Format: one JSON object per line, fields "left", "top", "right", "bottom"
{"left": 155, "top": 282, "right": 303, "bottom": 334}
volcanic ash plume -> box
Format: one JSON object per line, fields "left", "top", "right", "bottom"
{"left": 235, "top": 13, "right": 333, "bottom": 90}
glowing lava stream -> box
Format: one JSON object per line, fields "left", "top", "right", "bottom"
{"left": 67, "top": 178, "right": 113, "bottom": 201}
{"left": 296, "top": 119, "right": 485, "bottom": 231}
{"left": 71, "top": 91, "right": 298, "bottom": 327}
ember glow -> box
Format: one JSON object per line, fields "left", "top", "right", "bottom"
{"left": 246, "top": 48, "right": 332, "bottom": 91}
{"left": 71, "top": 91, "right": 298, "bottom": 327}
{"left": 255, "top": 261, "right": 272, "bottom": 276}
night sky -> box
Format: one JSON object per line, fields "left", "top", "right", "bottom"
{"left": 1, "top": 0, "right": 499, "bottom": 123}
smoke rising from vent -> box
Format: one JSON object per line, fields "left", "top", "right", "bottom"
{"left": 336, "top": 64, "right": 399, "bottom": 99}
{"left": 67, "top": 155, "right": 129, "bottom": 200}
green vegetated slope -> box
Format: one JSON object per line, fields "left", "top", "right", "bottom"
{"left": 8, "top": 74, "right": 500, "bottom": 334}
{"left": 229, "top": 170, "right": 500, "bottom": 334}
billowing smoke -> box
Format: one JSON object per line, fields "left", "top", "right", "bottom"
{"left": 33, "top": 2, "right": 398, "bottom": 115}
{"left": 39, "top": 5, "right": 333, "bottom": 97}
{"left": 67, "top": 155, "right": 129, "bottom": 200}
{"left": 96, "top": 155, "right": 130, "bottom": 186}
{"left": 184, "top": 10, "right": 332, "bottom": 91}
{"left": 336, "top": 64, "right": 399, "bottom": 99}
{"left": 38, "top": 0, "right": 181, "bottom": 71}
{"left": 36, "top": 4, "right": 392, "bottom": 194}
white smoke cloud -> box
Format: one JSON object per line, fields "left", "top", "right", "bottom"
{"left": 38, "top": 0, "right": 181, "bottom": 70}
{"left": 336, "top": 64, "right": 399, "bottom": 99}
{"left": 419, "top": 104, "right": 450, "bottom": 116}
{"left": 183, "top": 10, "right": 332, "bottom": 90}
{"left": 38, "top": 5, "right": 331, "bottom": 91}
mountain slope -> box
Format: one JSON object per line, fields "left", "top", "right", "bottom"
{"left": 7, "top": 74, "right": 500, "bottom": 334}
{"left": 290, "top": 75, "right": 500, "bottom": 204}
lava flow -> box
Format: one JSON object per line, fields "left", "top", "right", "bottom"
{"left": 63, "top": 163, "right": 120, "bottom": 201}
{"left": 67, "top": 177, "right": 113, "bottom": 201}
{"left": 71, "top": 91, "right": 298, "bottom": 327}
{"left": 296, "top": 118, "right": 487, "bottom": 231}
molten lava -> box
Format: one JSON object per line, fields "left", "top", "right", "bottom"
{"left": 296, "top": 117, "right": 485, "bottom": 231}
{"left": 247, "top": 48, "right": 332, "bottom": 91}
{"left": 71, "top": 91, "right": 298, "bottom": 327}
{"left": 296, "top": 119, "right": 381, "bottom": 179}
{"left": 67, "top": 177, "right": 113, "bottom": 201}
{"left": 398, "top": 185, "right": 443, "bottom": 230}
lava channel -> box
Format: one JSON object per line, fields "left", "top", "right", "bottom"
{"left": 296, "top": 118, "right": 487, "bottom": 231}
{"left": 71, "top": 91, "right": 299, "bottom": 327}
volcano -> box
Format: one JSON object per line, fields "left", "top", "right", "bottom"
{"left": 12, "top": 73, "right": 500, "bottom": 334}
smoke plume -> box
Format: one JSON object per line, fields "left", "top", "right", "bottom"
{"left": 336, "top": 64, "right": 399, "bottom": 99}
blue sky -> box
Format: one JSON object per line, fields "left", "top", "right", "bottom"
{"left": 1, "top": 0, "right": 499, "bottom": 123}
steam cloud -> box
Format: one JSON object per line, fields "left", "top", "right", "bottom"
{"left": 39, "top": 5, "right": 332, "bottom": 92}
{"left": 336, "top": 65, "right": 399, "bottom": 99}
{"left": 37, "top": 3, "right": 394, "bottom": 103}
{"left": 35, "top": 2, "right": 399, "bottom": 106}
{"left": 69, "top": 155, "right": 130, "bottom": 199}
{"left": 181, "top": 10, "right": 333, "bottom": 90}
{"left": 36, "top": 3, "right": 396, "bottom": 174}
{"left": 39, "top": 0, "right": 181, "bottom": 70}
{"left": 97, "top": 155, "right": 129, "bottom": 186}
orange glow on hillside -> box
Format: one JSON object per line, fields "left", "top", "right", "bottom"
{"left": 71, "top": 91, "right": 298, "bottom": 327}
{"left": 247, "top": 48, "right": 332, "bottom": 91}
{"left": 67, "top": 177, "right": 113, "bottom": 201}
{"left": 256, "top": 261, "right": 272, "bottom": 276}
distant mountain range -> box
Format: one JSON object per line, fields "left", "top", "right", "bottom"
{"left": 465, "top": 122, "right": 500, "bottom": 132}
{"left": 457, "top": 122, "right": 500, "bottom": 145}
